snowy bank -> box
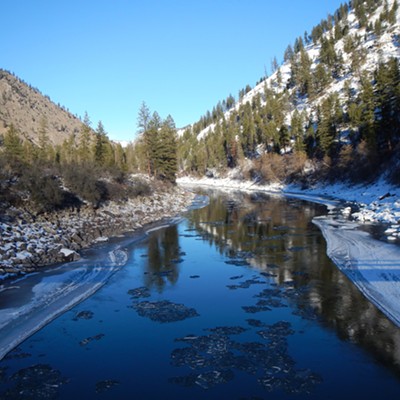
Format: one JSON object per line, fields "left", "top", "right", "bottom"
{"left": 178, "top": 175, "right": 400, "bottom": 327}
{"left": 314, "top": 217, "right": 400, "bottom": 326}
{"left": 178, "top": 176, "right": 400, "bottom": 240}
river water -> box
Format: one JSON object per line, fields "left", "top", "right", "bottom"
{"left": 0, "top": 190, "right": 400, "bottom": 399}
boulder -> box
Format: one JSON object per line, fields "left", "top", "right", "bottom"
{"left": 59, "top": 248, "right": 80, "bottom": 262}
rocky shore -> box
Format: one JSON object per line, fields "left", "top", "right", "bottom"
{"left": 0, "top": 185, "right": 195, "bottom": 279}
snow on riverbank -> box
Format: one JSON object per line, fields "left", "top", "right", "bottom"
{"left": 178, "top": 176, "right": 400, "bottom": 240}
{"left": 178, "top": 175, "right": 400, "bottom": 327}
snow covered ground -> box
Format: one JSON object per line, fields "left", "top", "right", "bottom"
{"left": 178, "top": 175, "right": 400, "bottom": 327}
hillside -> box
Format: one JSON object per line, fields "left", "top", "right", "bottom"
{"left": 0, "top": 69, "right": 83, "bottom": 146}
{"left": 177, "top": 0, "right": 400, "bottom": 185}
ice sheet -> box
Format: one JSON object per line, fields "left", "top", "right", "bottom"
{"left": 0, "top": 247, "right": 128, "bottom": 361}
{"left": 313, "top": 216, "right": 400, "bottom": 327}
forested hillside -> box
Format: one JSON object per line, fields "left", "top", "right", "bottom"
{"left": 1, "top": 0, "right": 400, "bottom": 217}
{"left": 175, "top": 0, "right": 400, "bottom": 186}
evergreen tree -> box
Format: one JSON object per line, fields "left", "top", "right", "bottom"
{"left": 375, "top": 58, "right": 400, "bottom": 153}
{"left": 298, "top": 48, "right": 313, "bottom": 97}
{"left": 359, "top": 72, "right": 376, "bottom": 152}
{"left": 283, "top": 44, "right": 294, "bottom": 62}
{"left": 388, "top": 0, "right": 398, "bottom": 25}
{"left": 291, "top": 110, "right": 305, "bottom": 152}
{"left": 240, "top": 102, "right": 256, "bottom": 156}
{"left": 38, "top": 117, "right": 50, "bottom": 161}
{"left": 3, "top": 124, "right": 24, "bottom": 162}
{"left": 314, "top": 63, "right": 331, "bottom": 94}
{"left": 317, "top": 94, "right": 340, "bottom": 156}
{"left": 320, "top": 37, "right": 337, "bottom": 68}
{"left": 279, "top": 125, "right": 291, "bottom": 152}
{"left": 143, "top": 111, "right": 161, "bottom": 177}
{"left": 271, "top": 56, "right": 279, "bottom": 73}
{"left": 79, "top": 112, "right": 92, "bottom": 164}
{"left": 157, "top": 115, "right": 177, "bottom": 182}
{"left": 294, "top": 36, "right": 304, "bottom": 53}
{"left": 137, "top": 101, "right": 151, "bottom": 134}
{"left": 355, "top": 2, "right": 368, "bottom": 27}
{"left": 94, "top": 121, "right": 109, "bottom": 166}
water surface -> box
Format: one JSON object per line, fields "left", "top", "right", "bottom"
{"left": 1, "top": 190, "right": 400, "bottom": 399}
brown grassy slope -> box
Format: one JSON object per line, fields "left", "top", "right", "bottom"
{"left": 0, "top": 69, "right": 84, "bottom": 146}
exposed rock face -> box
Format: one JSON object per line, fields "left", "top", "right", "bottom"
{"left": 0, "top": 186, "right": 195, "bottom": 277}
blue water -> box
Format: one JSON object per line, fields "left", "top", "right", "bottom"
{"left": 1, "top": 190, "right": 400, "bottom": 399}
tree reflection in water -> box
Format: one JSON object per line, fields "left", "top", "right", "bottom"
{"left": 143, "top": 225, "right": 182, "bottom": 291}
{"left": 186, "top": 189, "right": 400, "bottom": 373}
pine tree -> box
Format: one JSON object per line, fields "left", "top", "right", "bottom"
{"left": 314, "top": 63, "right": 331, "bottom": 94}
{"left": 157, "top": 115, "right": 177, "bottom": 183}
{"left": 143, "top": 111, "right": 161, "bottom": 177}
{"left": 317, "top": 94, "right": 340, "bottom": 156}
{"left": 279, "top": 125, "right": 291, "bottom": 152}
{"left": 375, "top": 58, "right": 400, "bottom": 153}
{"left": 137, "top": 101, "right": 151, "bottom": 134}
{"left": 388, "top": 0, "right": 398, "bottom": 25}
{"left": 359, "top": 72, "right": 376, "bottom": 152}
{"left": 38, "top": 117, "right": 50, "bottom": 161}
{"left": 241, "top": 102, "right": 256, "bottom": 156}
{"left": 79, "top": 112, "right": 92, "bottom": 164}
{"left": 3, "top": 124, "right": 24, "bottom": 162}
{"left": 298, "top": 48, "right": 313, "bottom": 97}
{"left": 291, "top": 110, "right": 305, "bottom": 152}
{"left": 94, "top": 121, "right": 109, "bottom": 166}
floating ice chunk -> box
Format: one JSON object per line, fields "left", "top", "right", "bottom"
{"left": 107, "top": 248, "right": 128, "bottom": 266}
{"left": 342, "top": 207, "right": 352, "bottom": 215}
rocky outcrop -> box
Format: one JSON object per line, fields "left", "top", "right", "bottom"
{"left": 0, "top": 186, "right": 195, "bottom": 277}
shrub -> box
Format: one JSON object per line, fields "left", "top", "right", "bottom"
{"left": 18, "top": 168, "right": 80, "bottom": 213}
{"left": 62, "top": 164, "right": 107, "bottom": 207}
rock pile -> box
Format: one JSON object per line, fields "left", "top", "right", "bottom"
{"left": 0, "top": 186, "right": 194, "bottom": 278}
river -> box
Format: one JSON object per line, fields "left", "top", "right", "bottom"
{"left": 0, "top": 190, "right": 400, "bottom": 399}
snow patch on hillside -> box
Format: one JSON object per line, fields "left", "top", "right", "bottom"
{"left": 194, "top": 0, "right": 400, "bottom": 141}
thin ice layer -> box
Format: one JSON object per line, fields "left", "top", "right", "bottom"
{"left": 0, "top": 247, "right": 128, "bottom": 361}
{"left": 313, "top": 216, "right": 400, "bottom": 327}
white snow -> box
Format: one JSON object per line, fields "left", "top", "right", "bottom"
{"left": 59, "top": 248, "right": 76, "bottom": 257}
{"left": 184, "top": 0, "right": 400, "bottom": 146}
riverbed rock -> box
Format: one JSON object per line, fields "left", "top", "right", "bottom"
{"left": 59, "top": 248, "right": 80, "bottom": 262}
{"left": 0, "top": 184, "right": 195, "bottom": 278}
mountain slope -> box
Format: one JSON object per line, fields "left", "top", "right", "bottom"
{"left": 0, "top": 70, "right": 83, "bottom": 146}
{"left": 178, "top": 0, "right": 400, "bottom": 183}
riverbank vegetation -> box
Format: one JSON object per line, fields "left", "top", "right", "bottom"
{"left": 176, "top": 0, "right": 400, "bottom": 187}
{"left": 2, "top": 0, "right": 400, "bottom": 218}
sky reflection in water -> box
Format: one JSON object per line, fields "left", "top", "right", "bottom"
{"left": 1, "top": 190, "right": 400, "bottom": 399}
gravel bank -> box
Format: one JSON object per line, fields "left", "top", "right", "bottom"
{"left": 0, "top": 185, "right": 195, "bottom": 278}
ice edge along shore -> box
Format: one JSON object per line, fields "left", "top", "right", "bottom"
{"left": 178, "top": 176, "right": 400, "bottom": 327}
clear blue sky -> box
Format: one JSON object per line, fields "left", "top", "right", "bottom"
{"left": 2, "top": 0, "right": 345, "bottom": 141}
